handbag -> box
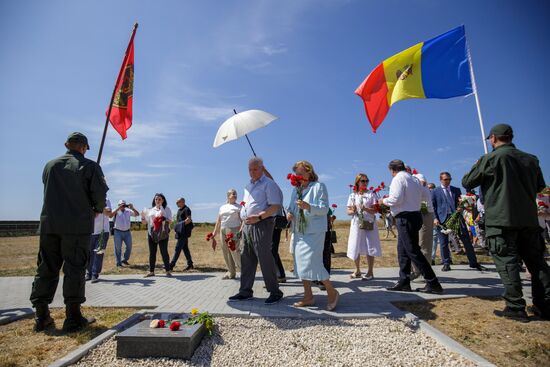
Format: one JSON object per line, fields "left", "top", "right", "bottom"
{"left": 151, "top": 221, "right": 170, "bottom": 243}
{"left": 359, "top": 220, "right": 374, "bottom": 231}
{"left": 274, "top": 208, "right": 289, "bottom": 229}
{"left": 330, "top": 230, "right": 337, "bottom": 243}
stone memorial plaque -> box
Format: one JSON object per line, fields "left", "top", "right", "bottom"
{"left": 116, "top": 313, "right": 206, "bottom": 359}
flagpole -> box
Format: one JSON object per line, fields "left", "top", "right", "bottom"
{"left": 467, "top": 40, "right": 488, "bottom": 154}
{"left": 233, "top": 109, "right": 257, "bottom": 157}
{"left": 97, "top": 22, "right": 138, "bottom": 165}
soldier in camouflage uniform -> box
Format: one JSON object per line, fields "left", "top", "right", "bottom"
{"left": 30, "top": 132, "right": 109, "bottom": 332}
{"left": 463, "top": 124, "right": 550, "bottom": 322}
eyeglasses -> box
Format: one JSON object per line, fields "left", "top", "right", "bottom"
{"left": 360, "top": 179, "right": 369, "bottom": 183}
{"left": 442, "top": 178, "right": 451, "bottom": 181}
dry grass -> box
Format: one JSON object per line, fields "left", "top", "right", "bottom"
{"left": 394, "top": 297, "right": 550, "bottom": 367}
{"left": 0, "top": 221, "right": 492, "bottom": 277}
{"left": 0, "top": 307, "right": 138, "bottom": 367}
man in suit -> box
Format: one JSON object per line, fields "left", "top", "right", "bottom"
{"left": 432, "top": 172, "right": 486, "bottom": 272}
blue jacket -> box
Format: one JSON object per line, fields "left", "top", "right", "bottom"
{"left": 287, "top": 181, "right": 329, "bottom": 234}
{"left": 432, "top": 185, "right": 462, "bottom": 223}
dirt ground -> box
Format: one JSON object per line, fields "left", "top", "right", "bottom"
{"left": 0, "top": 307, "right": 138, "bottom": 367}
{"left": 394, "top": 297, "right": 550, "bottom": 367}
{"left": 0, "top": 221, "right": 492, "bottom": 277}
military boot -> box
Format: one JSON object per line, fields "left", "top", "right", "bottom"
{"left": 33, "top": 304, "right": 54, "bottom": 332}
{"left": 62, "top": 304, "right": 96, "bottom": 332}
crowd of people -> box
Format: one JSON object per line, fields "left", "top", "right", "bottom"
{"left": 29, "top": 123, "right": 550, "bottom": 333}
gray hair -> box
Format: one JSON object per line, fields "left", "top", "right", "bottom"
{"left": 248, "top": 157, "right": 264, "bottom": 167}
{"left": 226, "top": 189, "right": 237, "bottom": 203}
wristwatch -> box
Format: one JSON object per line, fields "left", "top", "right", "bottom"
{"left": 258, "top": 214, "right": 263, "bottom": 221}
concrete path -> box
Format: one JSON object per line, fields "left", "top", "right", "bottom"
{"left": 0, "top": 265, "right": 531, "bottom": 320}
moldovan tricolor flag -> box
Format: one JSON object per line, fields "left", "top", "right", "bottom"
{"left": 107, "top": 25, "right": 137, "bottom": 140}
{"left": 355, "top": 25, "right": 473, "bottom": 132}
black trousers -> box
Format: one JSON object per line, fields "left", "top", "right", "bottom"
{"left": 170, "top": 235, "right": 193, "bottom": 268}
{"left": 148, "top": 235, "right": 170, "bottom": 272}
{"left": 30, "top": 233, "right": 90, "bottom": 306}
{"left": 271, "top": 228, "right": 286, "bottom": 278}
{"left": 323, "top": 231, "right": 332, "bottom": 274}
{"left": 395, "top": 211, "right": 436, "bottom": 282}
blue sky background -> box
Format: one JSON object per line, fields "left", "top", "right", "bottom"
{"left": 1, "top": 0, "right": 549, "bottom": 222}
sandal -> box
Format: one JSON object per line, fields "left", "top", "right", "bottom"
{"left": 293, "top": 299, "right": 315, "bottom": 307}
{"left": 350, "top": 272, "right": 362, "bottom": 279}
{"left": 144, "top": 272, "right": 155, "bottom": 278}
{"left": 362, "top": 274, "right": 374, "bottom": 281}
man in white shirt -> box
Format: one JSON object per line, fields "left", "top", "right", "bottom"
{"left": 87, "top": 199, "right": 112, "bottom": 283}
{"left": 379, "top": 160, "right": 443, "bottom": 294}
{"left": 111, "top": 199, "right": 139, "bottom": 268}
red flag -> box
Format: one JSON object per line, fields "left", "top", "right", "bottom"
{"left": 107, "top": 24, "right": 137, "bottom": 140}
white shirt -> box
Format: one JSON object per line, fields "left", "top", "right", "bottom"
{"left": 219, "top": 203, "right": 242, "bottom": 228}
{"left": 383, "top": 171, "right": 423, "bottom": 216}
{"left": 114, "top": 209, "right": 134, "bottom": 231}
{"left": 93, "top": 199, "right": 111, "bottom": 235}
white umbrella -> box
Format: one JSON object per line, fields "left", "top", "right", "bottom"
{"left": 213, "top": 109, "right": 278, "bottom": 155}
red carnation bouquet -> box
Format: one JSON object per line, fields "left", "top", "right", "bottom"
{"left": 373, "top": 195, "right": 390, "bottom": 216}
{"left": 153, "top": 215, "right": 165, "bottom": 232}
{"left": 288, "top": 173, "right": 308, "bottom": 233}
{"left": 206, "top": 232, "right": 214, "bottom": 241}
{"left": 224, "top": 232, "right": 237, "bottom": 251}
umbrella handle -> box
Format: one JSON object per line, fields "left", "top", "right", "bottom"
{"left": 233, "top": 109, "right": 257, "bottom": 157}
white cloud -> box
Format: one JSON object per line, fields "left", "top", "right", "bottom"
{"left": 318, "top": 173, "right": 334, "bottom": 181}
{"left": 262, "top": 45, "right": 288, "bottom": 56}
{"left": 435, "top": 146, "right": 451, "bottom": 153}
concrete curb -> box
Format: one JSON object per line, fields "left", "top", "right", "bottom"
{"left": 49, "top": 309, "right": 149, "bottom": 367}
{"left": 403, "top": 312, "right": 496, "bottom": 367}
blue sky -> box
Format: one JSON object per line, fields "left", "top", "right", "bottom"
{"left": 1, "top": 0, "right": 549, "bottom": 222}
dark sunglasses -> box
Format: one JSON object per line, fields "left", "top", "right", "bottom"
{"left": 360, "top": 179, "right": 369, "bottom": 183}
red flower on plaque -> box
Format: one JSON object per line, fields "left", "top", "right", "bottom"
{"left": 169, "top": 321, "right": 181, "bottom": 331}
{"left": 158, "top": 319, "right": 165, "bottom": 328}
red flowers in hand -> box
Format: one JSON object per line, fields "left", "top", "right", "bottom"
{"left": 240, "top": 201, "right": 246, "bottom": 206}
{"left": 538, "top": 201, "right": 549, "bottom": 209}
{"left": 225, "top": 232, "right": 236, "bottom": 251}
{"left": 288, "top": 173, "right": 307, "bottom": 187}
{"left": 331, "top": 204, "right": 337, "bottom": 209}
{"left": 153, "top": 216, "right": 165, "bottom": 231}
{"left": 169, "top": 321, "right": 181, "bottom": 331}
{"left": 206, "top": 232, "right": 214, "bottom": 241}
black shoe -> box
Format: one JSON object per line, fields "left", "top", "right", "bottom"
{"left": 416, "top": 280, "right": 444, "bottom": 294}
{"left": 527, "top": 305, "right": 550, "bottom": 320}
{"left": 228, "top": 293, "right": 253, "bottom": 302}
{"left": 265, "top": 293, "right": 283, "bottom": 305}
{"left": 33, "top": 305, "right": 54, "bottom": 332}
{"left": 471, "top": 264, "right": 488, "bottom": 271}
{"left": 90, "top": 276, "right": 99, "bottom": 283}
{"left": 183, "top": 265, "right": 194, "bottom": 272}
{"left": 62, "top": 304, "right": 96, "bottom": 332}
{"left": 441, "top": 264, "right": 451, "bottom": 272}
{"left": 431, "top": 260, "right": 435, "bottom": 266}
{"left": 493, "top": 307, "right": 529, "bottom": 323}
{"left": 386, "top": 281, "right": 412, "bottom": 292}
{"left": 121, "top": 260, "right": 130, "bottom": 266}
{"left": 277, "top": 277, "right": 287, "bottom": 283}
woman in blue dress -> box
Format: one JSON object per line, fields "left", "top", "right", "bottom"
{"left": 287, "top": 160, "right": 339, "bottom": 311}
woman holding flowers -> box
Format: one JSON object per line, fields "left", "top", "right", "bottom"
{"left": 347, "top": 173, "right": 382, "bottom": 280}
{"left": 210, "top": 189, "right": 242, "bottom": 279}
{"left": 287, "top": 160, "right": 339, "bottom": 311}
{"left": 141, "top": 193, "right": 173, "bottom": 277}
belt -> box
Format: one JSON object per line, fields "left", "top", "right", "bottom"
{"left": 394, "top": 211, "right": 420, "bottom": 218}
{"left": 114, "top": 228, "right": 130, "bottom": 232}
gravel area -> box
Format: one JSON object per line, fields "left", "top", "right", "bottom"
{"left": 74, "top": 317, "right": 475, "bottom": 367}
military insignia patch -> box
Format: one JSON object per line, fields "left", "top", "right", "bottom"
{"left": 113, "top": 64, "right": 134, "bottom": 109}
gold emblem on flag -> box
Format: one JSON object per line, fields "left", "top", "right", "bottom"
{"left": 396, "top": 64, "right": 413, "bottom": 81}
{"left": 113, "top": 65, "right": 134, "bottom": 109}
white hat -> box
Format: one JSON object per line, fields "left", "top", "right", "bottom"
{"left": 413, "top": 173, "right": 426, "bottom": 182}
{"left": 118, "top": 199, "right": 126, "bottom": 205}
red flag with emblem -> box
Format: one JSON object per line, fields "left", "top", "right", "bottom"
{"left": 107, "top": 24, "right": 137, "bottom": 140}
